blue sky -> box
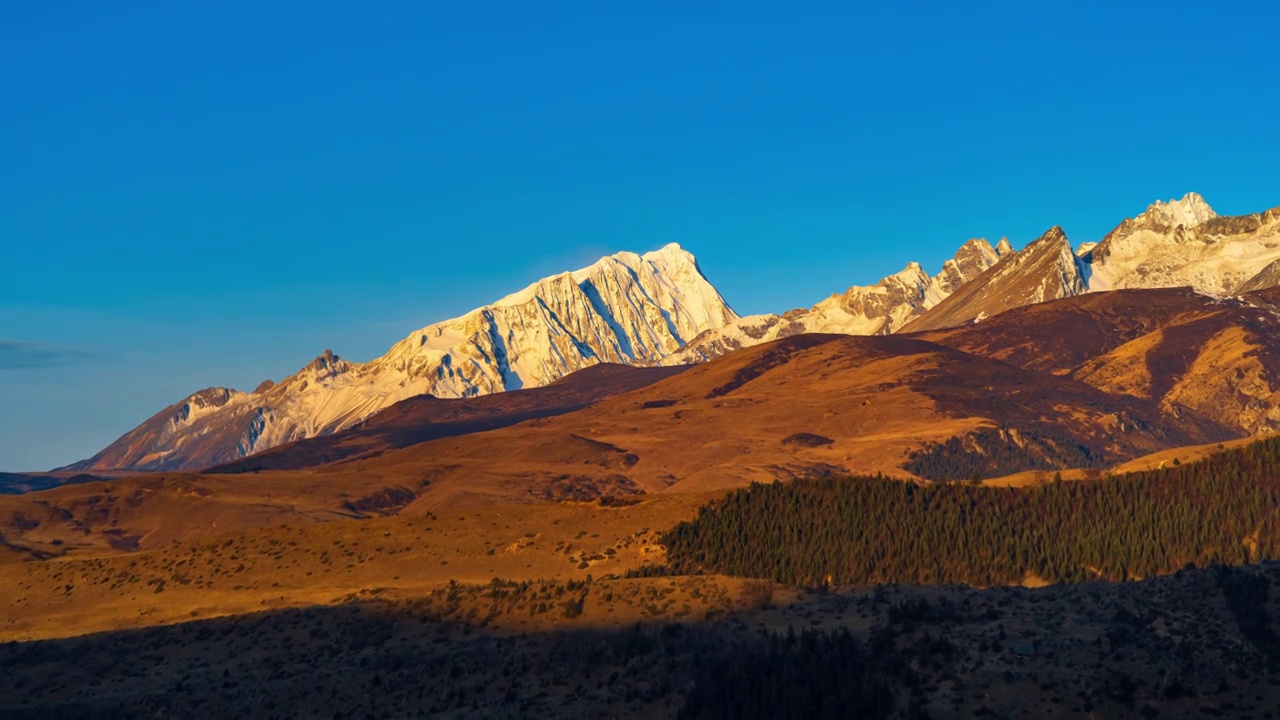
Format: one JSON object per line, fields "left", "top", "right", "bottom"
{"left": 2, "top": 1, "right": 1278, "bottom": 470}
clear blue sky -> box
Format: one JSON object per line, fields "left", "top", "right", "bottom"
{"left": 2, "top": 1, "right": 1278, "bottom": 470}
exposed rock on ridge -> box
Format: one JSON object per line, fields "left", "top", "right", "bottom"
{"left": 902, "top": 226, "right": 1088, "bottom": 332}
{"left": 665, "top": 238, "right": 1009, "bottom": 364}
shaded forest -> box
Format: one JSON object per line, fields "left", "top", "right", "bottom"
{"left": 664, "top": 438, "right": 1280, "bottom": 586}
{"left": 903, "top": 427, "right": 1105, "bottom": 482}
{"left": 679, "top": 627, "right": 894, "bottom": 719}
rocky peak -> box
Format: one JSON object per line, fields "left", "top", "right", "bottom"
{"left": 304, "top": 349, "right": 347, "bottom": 377}
{"left": 187, "top": 387, "right": 238, "bottom": 410}
{"left": 170, "top": 387, "right": 244, "bottom": 428}
{"left": 1134, "top": 192, "right": 1217, "bottom": 230}
{"left": 74, "top": 244, "right": 738, "bottom": 471}
{"left": 1034, "top": 225, "right": 1070, "bottom": 248}
{"left": 901, "top": 226, "right": 1086, "bottom": 332}
{"left": 995, "top": 237, "right": 1014, "bottom": 256}
{"left": 1088, "top": 193, "right": 1280, "bottom": 295}
{"left": 952, "top": 238, "right": 999, "bottom": 266}
{"left": 937, "top": 239, "right": 1001, "bottom": 295}
{"left": 886, "top": 262, "right": 929, "bottom": 285}
{"left": 669, "top": 235, "right": 1008, "bottom": 362}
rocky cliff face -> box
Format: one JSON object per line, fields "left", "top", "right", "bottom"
{"left": 69, "top": 244, "right": 737, "bottom": 471}
{"left": 902, "top": 226, "right": 1088, "bottom": 332}
{"left": 1236, "top": 260, "right": 1280, "bottom": 294}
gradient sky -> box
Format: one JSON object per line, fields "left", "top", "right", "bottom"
{"left": 3, "top": 1, "right": 1279, "bottom": 470}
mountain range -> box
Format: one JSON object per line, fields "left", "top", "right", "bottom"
{"left": 66, "top": 192, "right": 1280, "bottom": 473}
{"left": 9, "top": 284, "right": 1279, "bottom": 554}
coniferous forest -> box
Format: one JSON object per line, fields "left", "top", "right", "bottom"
{"left": 663, "top": 438, "right": 1280, "bottom": 586}
{"left": 903, "top": 427, "right": 1105, "bottom": 482}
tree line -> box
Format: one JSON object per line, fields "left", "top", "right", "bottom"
{"left": 662, "top": 437, "right": 1280, "bottom": 586}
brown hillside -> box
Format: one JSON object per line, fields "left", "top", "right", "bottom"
{"left": 916, "top": 288, "right": 1280, "bottom": 434}
{"left": 0, "top": 332, "right": 1233, "bottom": 555}
{"left": 206, "top": 363, "right": 689, "bottom": 473}
{"left": 338, "top": 333, "right": 1231, "bottom": 507}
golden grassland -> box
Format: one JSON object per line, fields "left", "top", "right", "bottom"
{"left": 1, "top": 492, "right": 716, "bottom": 642}
{"left": 4, "top": 438, "right": 1280, "bottom": 716}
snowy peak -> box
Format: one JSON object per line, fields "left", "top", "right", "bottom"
{"left": 72, "top": 244, "right": 738, "bottom": 471}
{"left": 885, "top": 261, "right": 930, "bottom": 287}
{"left": 303, "top": 349, "right": 348, "bottom": 378}
{"left": 640, "top": 241, "right": 695, "bottom": 266}
{"left": 1134, "top": 192, "right": 1218, "bottom": 230}
{"left": 186, "top": 387, "right": 240, "bottom": 411}
{"left": 382, "top": 242, "right": 738, "bottom": 385}
{"left": 1045, "top": 225, "right": 1066, "bottom": 240}
{"left": 1089, "top": 192, "right": 1280, "bottom": 295}
{"left": 954, "top": 238, "right": 1001, "bottom": 266}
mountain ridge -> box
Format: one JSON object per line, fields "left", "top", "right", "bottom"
{"left": 1086, "top": 192, "right": 1280, "bottom": 294}
{"left": 68, "top": 244, "right": 735, "bottom": 472}
{"left": 68, "top": 192, "right": 1280, "bottom": 473}
{"left": 663, "top": 236, "right": 1009, "bottom": 365}
{"left": 900, "top": 225, "right": 1088, "bottom": 332}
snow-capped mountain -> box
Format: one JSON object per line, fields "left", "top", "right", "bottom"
{"left": 901, "top": 226, "right": 1087, "bottom": 332}
{"left": 672, "top": 193, "right": 1280, "bottom": 365}
{"left": 69, "top": 244, "right": 737, "bottom": 471}
{"left": 69, "top": 192, "right": 1280, "bottom": 472}
{"left": 1086, "top": 192, "right": 1280, "bottom": 295}
{"left": 665, "top": 238, "right": 1011, "bottom": 364}
{"left": 901, "top": 193, "right": 1280, "bottom": 332}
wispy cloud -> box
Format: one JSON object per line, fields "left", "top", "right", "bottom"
{"left": 0, "top": 340, "right": 95, "bottom": 370}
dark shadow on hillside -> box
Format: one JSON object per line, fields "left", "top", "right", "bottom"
{"left": 3, "top": 563, "right": 1279, "bottom": 719}
{"left": 205, "top": 364, "right": 688, "bottom": 473}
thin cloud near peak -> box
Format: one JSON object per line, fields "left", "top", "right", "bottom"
{"left": 0, "top": 339, "right": 95, "bottom": 370}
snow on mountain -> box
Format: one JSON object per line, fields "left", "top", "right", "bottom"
{"left": 1086, "top": 193, "right": 1280, "bottom": 295}
{"left": 665, "top": 238, "right": 1008, "bottom": 364}
{"left": 901, "top": 226, "right": 1088, "bottom": 332}
{"left": 68, "top": 192, "right": 1280, "bottom": 472}
{"left": 69, "top": 244, "right": 737, "bottom": 471}
{"left": 905, "top": 193, "right": 1280, "bottom": 333}
{"left": 1137, "top": 192, "right": 1219, "bottom": 229}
